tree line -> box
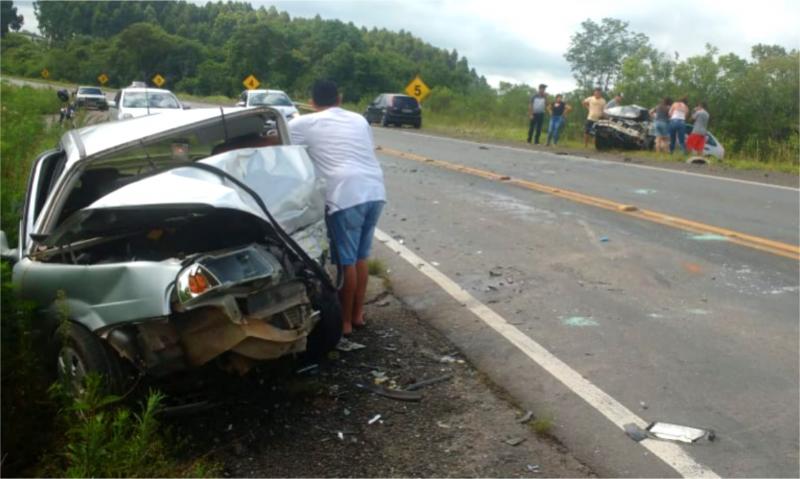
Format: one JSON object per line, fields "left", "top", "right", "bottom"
{"left": 0, "top": 0, "right": 488, "bottom": 102}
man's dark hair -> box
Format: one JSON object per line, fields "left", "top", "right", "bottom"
{"left": 699, "top": 101, "right": 707, "bottom": 109}
{"left": 593, "top": 87, "right": 602, "bottom": 93}
{"left": 312, "top": 79, "right": 339, "bottom": 107}
{"left": 539, "top": 83, "right": 547, "bottom": 89}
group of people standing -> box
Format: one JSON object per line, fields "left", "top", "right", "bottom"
{"left": 527, "top": 85, "right": 710, "bottom": 156}
{"left": 527, "top": 84, "right": 572, "bottom": 146}
{"left": 649, "top": 97, "right": 710, "bottom": 155}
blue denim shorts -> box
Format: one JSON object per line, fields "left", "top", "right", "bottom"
{"left": 327, "top": 201, "right": 385, "bottom": 266}
{"left": 654, "top": 120, "right": 669, "bottom": 137}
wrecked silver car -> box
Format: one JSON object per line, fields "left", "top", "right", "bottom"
{"left": 1, "top": 106, "right": 341, "bottom": 394}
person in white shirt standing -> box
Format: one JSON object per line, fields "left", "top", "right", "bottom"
{"left": 289, "top": 80, "right": 386, "bottom": 337}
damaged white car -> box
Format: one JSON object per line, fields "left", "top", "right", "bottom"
{"left": 0, "top": 106, "right": 342, "bottom": 395}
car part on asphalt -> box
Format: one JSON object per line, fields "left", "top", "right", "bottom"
{"left": 646, "top": 422, "right": 716, "bottom": 443}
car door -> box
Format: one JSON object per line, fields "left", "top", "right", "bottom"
{"left": 21, "top": 150, "right": 65, "bottom": 253}
{"left": 366, "top": 95, "right": 384, "bottom": 122}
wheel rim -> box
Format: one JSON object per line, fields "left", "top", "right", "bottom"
{"left": 58, "top": 346, "right": 88, "bottom": 396}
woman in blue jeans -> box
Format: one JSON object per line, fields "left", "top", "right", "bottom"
{"left": 546, "top": 94, "right": 571, "bottom": 146}
{"left": 668, "top": 96, "right": 689, "bottom": 154}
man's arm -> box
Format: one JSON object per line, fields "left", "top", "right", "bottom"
{"left": 528, "top": 98, "right": 533, "bottom": 119}
{"left": 565, "top": 104, "right": 573, "bottom": 116}
{"left": 582, "top": 97, "right": 590, "bottom": 109}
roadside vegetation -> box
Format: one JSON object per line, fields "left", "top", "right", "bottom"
{"left": 2, "top": 3, "right": 795, "bottom": 173}
{"left": 0, "top": 83, "right": 217, "bottom": 477}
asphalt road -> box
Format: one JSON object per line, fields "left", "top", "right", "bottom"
{"left": 370, "top": 126, "right": 799, "bottom": 477}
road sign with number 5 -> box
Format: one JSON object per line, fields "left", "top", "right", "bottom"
{"left": 405, "top": 75, "right": 431, "bottom": 103}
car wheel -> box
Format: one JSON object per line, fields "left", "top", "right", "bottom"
{"left": 56, "top": 322, "right": 127, "bottom": 396}
{"left": 381, "top": 114, "right": 389, "bottom": 127}
{"left": 413, "top": 119, "right": 421, "bottom": 129}
{"left": 594, "top": 135, "right": 613, "bottom": 151}
{"left": 304, "top": 288, "right": 343, "bottom": 361}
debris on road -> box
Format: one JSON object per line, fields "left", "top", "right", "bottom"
{"left": 686, "top": 156, "right": 708, "bottom": 165}
{"left": 623, "top": 423, "right": 649, "bottom": 442}
{"left": 517, "top": 410, "right": 534, "bottom": 424}
{"left": 504, "top": 436, "right": 527, "bottom": 446}
{"left": 355, "top": 383, "right": 423, "bottom": 402}
{"left": 599, "top": 236, "right": 610, "bottom": 242}
{"left": 639, "top": 401, "right": 648, "bottom": 410}
{"left": 647, "top": 422, "right": 715, "bottom": 443}
{"left": 295, "top": 364, "right": 319, "bottom": 374}
{"left": 368, "top": 414, "right": 382, "bottom": 425}
{"left": 336, "top": 338, "right": 367, "bottom": 352}
{"left": 405, "top": 374, "right": 454, "bottom": 391}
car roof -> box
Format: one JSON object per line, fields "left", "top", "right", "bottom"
{"left": 78, "top": 86, "right": 102, "bottom": 89}
{"left": 59, "top": 107, "right": 279, "bottom": 169}
{"left": 121, "top": 88, "right": 175, "bottom": 94}
{"left": 247, "top": 89, "right": 289, "bottom": 95}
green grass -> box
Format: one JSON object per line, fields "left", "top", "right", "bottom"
{"left": 175, "top": 91, "right": 235, "bottom": 106}
{"left": 531, "top": 417, "right": 554, "bottom": 435}
{"left": 0, "top": 83, "right": 64, "bottom": 244}
{"left": 0, "top": 83, "right": 218, "bottom": 477}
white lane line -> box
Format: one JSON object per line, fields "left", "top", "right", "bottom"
{"left": 377, "top": 129, "right": 799, "bottom": 192}
{"left": 374, "top": 227, "right": 720, "bottom": 479}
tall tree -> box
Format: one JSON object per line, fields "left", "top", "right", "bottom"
{"left": 1, "top": 1, "right": 24, "bottom": 36}
{"left": 564, "top": 18, "right": 650, "bottom": 92}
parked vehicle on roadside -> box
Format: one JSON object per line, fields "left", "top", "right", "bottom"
{"left": 0, "top": 106, "right": 341, "bottom": 396}
{"left": 364, "top": 94, "right": 421, "bottom": 128}
{"left": 592, "top": 105, "right": 725, "bottom": 159}
{"left": 110, "top": 87, "right": 187, "bottom": 121}
{"left": 237, "top": 89, "right": 300, "bottom": 121}
{"left": 74, "top": 86, "right": 109, "bottom": 110}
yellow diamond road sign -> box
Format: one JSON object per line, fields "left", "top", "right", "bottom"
{"left": 405, "top": 75, "right": 431, "bottom": 103}
{"left": 243, "top": 74, "right": 260, "bottom": 90}
{"left": 152, "top": 74, "right": 166, "bottom": 87}
{"left": 41, "top": 68, "right": 50, "bottom": 79}
{"left": 97, "top": 73, "right": 109, "bottom": 85}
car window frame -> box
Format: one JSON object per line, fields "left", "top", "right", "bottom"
{"left": 22, "top": 149, "right": 64, "bottom": 251}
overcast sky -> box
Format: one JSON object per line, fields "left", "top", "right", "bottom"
{"left": 14, "top": 0, "right": 800, "bottom": 93}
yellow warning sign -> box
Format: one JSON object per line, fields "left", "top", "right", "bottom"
{"left": 243, "top": 74, "right": 261, "bottom": 90}
{"left": 97, "top": 73, "right": 109, "bottom": 85}
{"left": 404, "top": 75, "right": 431, "bottom": 103}
{"left": 152, "top": 73, "right": 166, "bottom": 87}
{"left": 41, "top": 68, "right": 50, "bottom": 79}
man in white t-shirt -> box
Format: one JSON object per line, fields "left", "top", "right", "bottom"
{"left": 289, "top": 80, "right": 386, "bottom": 336}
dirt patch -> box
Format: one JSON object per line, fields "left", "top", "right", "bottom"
{"left": 167, "top": 279, "right": 594, "bottom": 478}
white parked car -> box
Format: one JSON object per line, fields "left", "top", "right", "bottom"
{"left": 110, "top": 88, "right": 187, "bottom": 121}
{"left": 237, "top": 89, "right": 300, "bottom": 121}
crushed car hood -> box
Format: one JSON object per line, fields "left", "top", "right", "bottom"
{"left": 44, "top": 145, "right": 326, "bottom": 252}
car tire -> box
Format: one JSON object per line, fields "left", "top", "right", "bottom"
{"left": 56, "top": 322, "right": 127, "bottom": 396}
{"left": 594, "top": 135, "right": 613, "bottom": 151}
{"left": 304, "top": 288, "right": 343, "bottom": 361}
{"left": 413, "top": 119, "right": 421, "bottom": 129}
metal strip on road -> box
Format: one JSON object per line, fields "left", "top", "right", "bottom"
{"left": 378, "top": 129, "right": 800, "bottom": 192}
{"left": 374, "top": 228, "right": 720, "bottom": 478}
{"left": 377, "top": 146, "right": 800, "bottom": 261}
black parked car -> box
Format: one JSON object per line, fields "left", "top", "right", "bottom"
{"left": 364, "top": 94, "right": 421, "bottom": 128}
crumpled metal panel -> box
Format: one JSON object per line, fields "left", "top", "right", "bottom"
{"left": 15, "top": 257, "right": 182, "bottom": 331}
{"left": 81, "top": 145, "right": 327, "bottom": 250}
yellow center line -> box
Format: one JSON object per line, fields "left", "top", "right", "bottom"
{"left": 377, "top": 146, "right": 800, "bottom": 261}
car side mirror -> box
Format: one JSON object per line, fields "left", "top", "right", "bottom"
{"left": 0, "top": 231, "right": 18, "bottom": 264}
{"left": 236, "top": 101, "right": 246, "bottom": 107}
